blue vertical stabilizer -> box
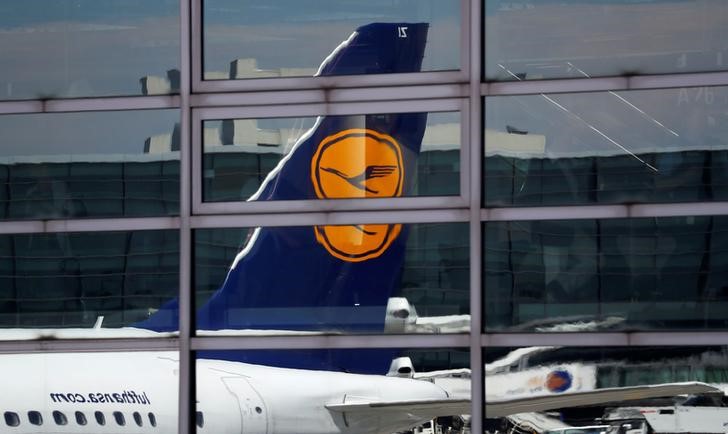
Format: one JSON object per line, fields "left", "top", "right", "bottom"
{"left": 137, "top": 23, "right": 429, "bottom": 373}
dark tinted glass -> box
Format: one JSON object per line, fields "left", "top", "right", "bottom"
{"left": 75, "top": 411, "right": 87, "bottom": 426}
{"left": 148, "top": 412, "right": 156, "bottom": 427}
{"left": 485, "top": 0, "right": 728, "bottom": 80}
{"left": 0, "top": 230, "right": 179, "bottom": 333}
{"left": 0, "top": 110, "right": 179, "bottom": 219}
{"left": 133, "top": 412, "right": 142, "bottom": 427}
{"left": 3, "top": 412, "right": 19, "bottom": 427}
{"left": 196, "top": 411, "right": 204, "bottom": 428}
{"left": 27, "top": 411, "right": 42, "bottom": 425}
{"left": 203, "top": 0, "right": 460, "bottom": 80}
{"left": 193, "top": 223, "right": 469, "bottom": 335}
{"left": 95, "top": 411, "right": 105, "bottom": 426}
{"left": 485, "top": 88, "right": 728, "bottom": 206}
{"left": 484, "top": 216, "right": 728, "bottom": 331}
{"left": 52, "top": 411, "right": 67, "bottom": 425}
{"left": 0, "top": 0, "right": 179, "bottom": 100}
{"left": 202, "top": 112, "right": 460, "bottom": 202}
{"left": 113, "top": 411, "right": 125, "bottom": 426}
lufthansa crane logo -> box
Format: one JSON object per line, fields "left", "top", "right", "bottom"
{"left": 545, "top": 370, "right": 573, "bottom": 393}
{"left": 311, "top": 128, "right": 404, "bottom": 262}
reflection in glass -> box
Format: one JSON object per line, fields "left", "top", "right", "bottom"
{"left": 485, "top": 88, "right": 728, "bottom": 206}
{"left": 0, "top": 230, "right": 179, "bottom": 333}
{"left": 484, "top": 216, "right": 728, "bottom": 331}
{"left": 203, "top": 0, "right": 460, "bottom": 80}
{"left": 484, "top": 346, "right": 728, "bottom": 433}
{"left": 0, "top": 352, "right": 178, "bottom": 430}
{"left": 203, "top": 112, "right": 460, "bottom": 202}
{"left": 0, "top": 110, "right": 179, "bottom": 219}
{"left": 195, "top": 348, "right": 469, "bottom": 433}
{"left": 191, "top": 223, "right": 469, "bottom": 335}
{"left": 485, "top": 0, "right": 728, "bottom": 80}
{"left": 0, "top": 0, "right": 179, "bottom": 100}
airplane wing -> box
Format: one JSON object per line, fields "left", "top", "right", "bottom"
{"left": 326, "top": 398, "right": 470, "bottom": 433}
{"left": 326, "top": 382, "right": 721, "bottom": 423}
{"left": 326, "top": 398, "right": 471, "bottom": 416}
{"left": 485, "top": 381, "right": 722, "bottom": 418}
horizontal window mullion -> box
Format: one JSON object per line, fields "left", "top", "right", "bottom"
{"left": 191, "top": 208, "right": 469, "bottom": 229}
{"left": 194, "top": 71, "right": 467, "bottom": 94}
{"left": 483, "top": 71, "right": 728, "bottom": 96}
{"left": 0, "top": 338, "right": 179, "bottom": 354}
{"left": 483, "top": 332, "right": 728, "bottom": 347}
{"left": 194, "top": 98, "right": 464, "bottom": 121}
{"left": 0, "top": 217, "right": 180, "bottom": 235}
{"left": 195, "top": 197, "right": 468, "bottom": 217}
{"left": 485, "top": 77, "right": 628, "bottom": 96}
{"left": 191, "top": 85, "right": 467, "bottom": 108}
{"left": 0, "top": 96, "right": 180, "bottom": 115}
{"left": 482, "top": 202, "right": 728, "bottom": 221}
{"left": 191, "top": 334, "right": 470, "bottom": 351}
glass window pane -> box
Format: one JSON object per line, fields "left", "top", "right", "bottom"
{"left": 0, "top": 229, "right": 179, "bottom": 335}
{"left": 484, "top": 216, "right": 728, "bottom": 331}
{"left": 203, "top": 111, "right": 460, "bottom": 202}
{"left": 485, "top": 0, "right": 728, "bottom": 80}
{"left": 485, "top": 346, "right": 728, "bottom": 428}
{"left": 27, "top": 411, "right": 42, "bottom": 426}
{"left": 0, "top": 0, "right": 179, "bottom": 100}
{"left": 203, "top": 0, "right": 460, "bottom": 80}
{"left": 0, "top": 110, "right": 179, "bottom": 219}
{"left": 196, "top": 348, "right": 469, "bottom": 432}
{"left": 4, "top": 412, "right": 19, "bottom": 427}
{"left": 190, "top": 223, "right": 468, "bottom": 335}
{"left": 52, "top": 411, "right": 67, "bottom": 425}
{"left": 113, "top": 412, "right": 125, "bottom": 426}
{"left": 484, "top": 88, "right": 728, "bottom": 206}
{"left": 0, "top": 352, "right": 177, "bottom": 429}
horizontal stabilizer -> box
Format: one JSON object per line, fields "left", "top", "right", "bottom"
{"left": 485, "top": 381, "right": 721, "bottom": 418}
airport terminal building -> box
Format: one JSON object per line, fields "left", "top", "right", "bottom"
{"left": 1, "top": 0, "right": 728, "bottom": 433}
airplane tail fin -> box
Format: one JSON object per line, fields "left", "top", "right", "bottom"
{"left": 138, "top": 23, "right": 430, "bottom": 373}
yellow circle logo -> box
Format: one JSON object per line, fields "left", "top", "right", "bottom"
{"left": 311, "top": 129, "right": 404, "bottom": 199}
{"left": 311, "top": 128, "right": 404, "bottom": 262}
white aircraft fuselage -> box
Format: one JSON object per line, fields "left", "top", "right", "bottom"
{"left": 0, "top": 351, "right": 452, "bottom": 434}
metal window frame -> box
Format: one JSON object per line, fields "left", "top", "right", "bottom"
{"left": 482, "top": 332, "right": 728, "bottom": 348}
{"left": 191, "top": 98, "right": 470, "bottom": 215}
{"left": 177, "top": 0, "right": 194, "bottom": 431}
{"left": 483, "top": 71, "right": 728, "bottom": 96}
{"left": 0, "top": 217, "right": 180, "bottom": 235}
{"left": 467, "top": 0, "right": 483, "bottom": 430}
{"left": 190, "top": 208, "right": 469, "bottom": 228}
{"left": 0, "top": 95, "right": 180, "bottom": 114}
{"left": 481, "top": 202, "right": 728, "bottom": 222}
{"left": 1, "top": 0, "right": 728, "bottom": 433}
{"left": 190, "top": 0, "right": 470, "bottom": 94}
